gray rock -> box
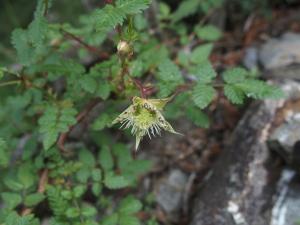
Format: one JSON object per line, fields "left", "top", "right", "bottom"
{"left": 280, "top": 79, "right": 300, "bottom": 99}
{"left": 190, "top": 80, "right": 300, "bottom": 225}
{"left": 264, "top": 64, "right": 300, "bottom": 81}
{"left": 270, "top": 169, "right": 300, "bottom": 225}
{"left": 155, "top": 169, "right": 188, "bottom": 219}
{"left": 268, "top": 112, "right": 300, "bottom": 165}
{"left": 259, "top": 33, "right": 300, "bottom": 69}
{"left": 243, "top": 47, "right": 258, "bottom": 70}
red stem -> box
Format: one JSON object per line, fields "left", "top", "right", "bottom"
{"left": 61, "top": 29, "right": 109, "bottom": 59}
{"left": 57, "top": 98, "right": 101, "bottom": 152}
{"left": 131, "top": 78, "right": 146, "bottom": 98}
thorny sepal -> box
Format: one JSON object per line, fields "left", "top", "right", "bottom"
{"left": 112, "top": 96, "right": 182, "bottom": 150}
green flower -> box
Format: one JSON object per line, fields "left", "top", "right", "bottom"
{"left": 112, "top": 96, "right": 181, "bottom": 150}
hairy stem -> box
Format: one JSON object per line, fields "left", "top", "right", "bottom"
{"left": 0, "top": 80, "right": 21, "bottom": 87}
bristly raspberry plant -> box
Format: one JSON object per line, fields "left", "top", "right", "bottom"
{"left": 0, "top": 0, "right": 283, "bottom": 224}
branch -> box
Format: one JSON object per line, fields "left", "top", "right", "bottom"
{"left": 57, "top": 98, "right": 101, "bottom": 152}
{"left": 0, "top": 80, "right": 21, "bottom": 87}
{"left": 43, "top": 0, "right": 49, "bottom": 16}
{"left": 61, "top": 29, "right": 109, "bottom": 60}
{"left": 21, "top": 169, "right": 49, "bottom": 216}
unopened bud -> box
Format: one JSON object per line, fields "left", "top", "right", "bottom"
{"left": 117, "top": 40, "right": 133, "bottom": 56}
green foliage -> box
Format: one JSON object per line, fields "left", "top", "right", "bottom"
{"left": 94, "top": 0, "right": 151, "bottom": 32}
{"left": 172, "top": 0, "right": 224, "bottom": 22}
{"left": 195, "top": 25, "right": 222, "bottom": 41}
{"left": 192, "top": 84, "right": 216, "bottom": 109}
{"left": 157, "top": 59, "right": 183, "bottom": 97}
{"left": 222, "top": 67, "right": 284, "bottom": 104}
{"left": 186, "top": 107, "right": 210, "bottom": 128}
{"left": 99, "top": 146, "right": 114, "bottom": 171}
{"left": 101, "top": 196, "right": 142, "bottom": 225}
{"left": 193, "top": 60, "right": 216, "bottom": 83}
{"left": 1, "top": 192, "right": 22, "bottom": 209}
{"left": 38, "top": 100, "right": 77, "bottom": 150}
{"left": 0, "top": 0, "right": 282, "bottom": 224}
{"left": 4, "top": 212, "right": 39, "bottom": 225}
{"left": 0, "top": 138, "right": 9, "bottom": 167}
{"left": 24, "top": 193, "right": 45, "bottom": 207}
{"left": 224, "top": 85, "right": 245, "bottom": 104}
{"left": 190, "top": 43, "right": 213, "bottom": 63}
{"left": 172, "top": 0, "right": 201, "bottom": 23}
{"left": 47, "top": 186, "right": 68, "bottom": 218}
{"left": 11, "top": 0, "right": 50, "bottom": 66}
{"left": 104, "top": 171, "right": 131, "bottom": 189}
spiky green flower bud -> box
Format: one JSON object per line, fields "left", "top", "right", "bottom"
{"left": 112, "top": 96, "right": 181, "bottom": 150}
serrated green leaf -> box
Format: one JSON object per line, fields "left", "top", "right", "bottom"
{"left": 193, "top": 60, "right": 216, "bottom": 83}
{"left": 66, "top": 207, "right": 80, "bottom": 218}
{"left": 79, "top": 149, "right": 96, "bottom": 168}
{"left": 119, "top": 215, "right": 140, "bottom": 225}
{"left": 101, "top": 213, "right": 119, "bottom": 225}
{"left": 97, "top": 80, "right": 111, "bottom": 100}
{"left": 92, "top": 113, "right": 113, "bottom": 131}
{"left": 89, "top": 58, "right": 118, "bottom": 78}
{"left": 134, "top": 14, "right": 148, "bottom": 30}
{"left": 17, "top": 163, "right": 36, "bottom": 189}
{"left": 82, "top": 205, "right": 97, "bottom": 217}
{"left": 24, "top": 193, "right": 45, "bottom": 207}
{"left": 76, "top": 167, "right": 91, "bottom": 183}
{"left": 92, "top": 183, "right": 102, "bottom": 196}
{"left": 157, "top": 81, "right": 178, "bottom": 98}
{"left": 158, "top": 59, "right": 183, "bottom": 82}
{"left": 4, "top": 176, "right": 24, "bottom": 191}
{"left": 186, "top": 107, "right": 210, "bottom": 128}
{"left": 47, "top": 186, "right": 68, "bottom": 217}
{"left": 190, "top": 44, "right": 213, "bottom": 63}
{"left": 11, "top": 16, "right": 48, "bottom": 66}
{"left": 140, "top": 45, "right": 169, "bottom": 70}
{"left": 172, "top": 0, "right": 200, "bottom": 23}
{"left": 192, "top": 84, "right": 216, "bottom": 109}
{"left": 118, "top": 196, "right": 142, "bottom": 214}
{"left": 61, "top": 190, "right": 72, "bottom": 200}
{"left": 157, "top": 59, "right": 183, "bottom": 97}
{"left": 130, "top": 60, "right": 144, "bottom": 77}
{"left": 1, "top": 192, "right": 22, "bottom": 209}
{"left": 159, "top": 2, "right": 171, "bottom": 19}
{"left": 28, "top": 17, "right": 48, "bottom": 47}
{"left": 104, "top": 172, "right": 130, "bottom": 189}
{"left": 113, "top": 143, "right": 132, "bottom": 169}
{"left": 11, "top": 29, "right": 36, "bottom": 66}
{"left": 74, "top": 185, "right": 87, "bottom": 198}
{"left": 195, "top": 25, "right": 222, "bottom": 41}
{"left": 236, "top": 79, "right": 284, "bottom": 99}
{"left": 81, "top": 76, "right": 97, "bottom": 93}
{"left": 92, "top": 168, "right": 102, "bottom": 182}
{"left": 4, "top": 212, "right": 38, "bottom": 225}
{"left": 34, "top": 0, "right": 52, "bottom": 19}
{"left": 200, "top": 0, "right": 224, "bottom": 12}
{"left": 95, "top": 0, "right": 151, "bottom": 32}
{"left": 38, "top": 101, "right": 77, "bottom": 150}
{"left": 0, "top": 138, "right": 9, "bottom": 167}
{"left": 223, "top": 67, "right": 248, "bottom": 84}
{"left": 99, "top": 146, "right": 113, "bottom": 171}
{"left": 224, "top": 84, "right": 245, "bottom": 104}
